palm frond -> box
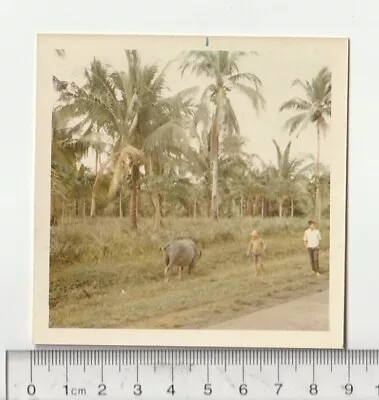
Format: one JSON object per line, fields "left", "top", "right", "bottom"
{"left": 107, "top": 144, "right": 144, "bottom": 198}
{"left": 232, "top": 82, "right": 266, "bottom": 113}
{"left": 279, "top": 98, "right": 312, "bottom": 112}
{"left": 282, "top": 112, "right": 311, "bottom": 136}
{"left": 54, "top": 49, "right": 66, "bottom": 58}
{"left": 229, "top": 72, "right": 262, "bottom": 86}
{"left": 143, "top": 121, "right": 190, "bottom": 155}
{"left": 179, "top": 51, "right": 218, "bottom": 78}
{"left": 281, "top": 67, "right": 332, "bottom": 139}
{"left": 222, "top": 97, "right": 240, "bottom": 135}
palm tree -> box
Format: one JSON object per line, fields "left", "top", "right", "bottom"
{"left": 218, "top": 135, "right": 259, "bottom": 218}
{"left": 71, "top": 163, "right": 94, "bottom": 217}
{"left": 185, "top": 102, "right": 214, "bottom": 216}
{"left": 51, "top": 96, "right": 90, "bottom": 222}
{"left": 56, "top": 51, "right": 195, "bottom": 229}
{"left": 53, "top": 57, "right": 110, "bottom": 218}
{"left": 142, "top": 85, "right": 197, "bottom": 229}
{"left": 305, "top": 155, "right": 331, "bottom": 219}
{"left": 179, "top": 51, "right": 266, "bottom": 220}
{"left": 265, "top": 140, "right": 311, "bottom": 218}
{"left": 279, "top": 66, "right": 331, "bottom": 222}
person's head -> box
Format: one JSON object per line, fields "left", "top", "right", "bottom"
{"left": 251, "top": 230, "right": 258, "bottom": 239}
{"left": 308, "top": 220, "right": 316, "bottom": 230}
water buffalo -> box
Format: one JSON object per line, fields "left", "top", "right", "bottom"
{"left": 50, "top": 215, "right": 58, "bottom": 227}
{"left": 161, "top": 238, "right": 202, "bottom": 282}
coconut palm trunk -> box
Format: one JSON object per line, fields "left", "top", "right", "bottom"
{"left": 291, "top": 198, "right": 294, "bottom": 218}
{"left": 211, "top": 106, "right": 221, "bottom": 221}
{"left": 119, "top": 190, "right": 123, "bottom": 218}
{"left": 90, "top": 149, "right": 99, "bottom": 218}
{"left": 211, "top": 148, "right": 219, "bottom": 220}
{"left": 151, "top": 192, "right": 163, "bottom": 230}
{"left": 90, "top": 197, "right": 96, "bottom": 218}
{"left": 136, "top": 188, "right": 140, "bottom": 219}
{"left": 278, "top": 198, "right": 284, "bottom": 218}
{"left": 130, "top": 164, "right": 139, "bottom": 229}
{"left": 315, "top": 124, "right": 321, "bottom": 222}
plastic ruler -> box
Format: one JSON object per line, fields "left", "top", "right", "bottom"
{"left": 6, "top": 349, "right": 379, "bottom": 399}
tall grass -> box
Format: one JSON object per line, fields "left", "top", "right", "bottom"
{"left": 50, "top": 217, "right": 330, "bottom": 267}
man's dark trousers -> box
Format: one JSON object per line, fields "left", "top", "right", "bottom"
{"left": 307, "top": 247, "right": 319, "bottom": 272}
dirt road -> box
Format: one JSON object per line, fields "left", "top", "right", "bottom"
{"left": 208, "top": 290, "right": 328, "bottom": 331}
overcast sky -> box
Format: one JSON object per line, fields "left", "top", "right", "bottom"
{"left": 51, "top": 38, "right": 337, "bottom": 171}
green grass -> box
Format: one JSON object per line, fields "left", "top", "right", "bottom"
{"left": 50, "top": 216, "right": 329, "bottom": 265}
{"left": 49, "top": 217, "right": 330, "bottom": 330}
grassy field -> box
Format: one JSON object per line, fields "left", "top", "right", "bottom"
{"left": 49, "top": 217, "right": 330, "bottom": 329}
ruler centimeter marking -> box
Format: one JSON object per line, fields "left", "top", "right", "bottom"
{"left": 8, "top": 349, "right": 379, "bottom": 400}
{"left": 13, "top": 349, "right": 379, "bottom": 367}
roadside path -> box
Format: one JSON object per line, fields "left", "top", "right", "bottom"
{"left": 208, "top": 290, "right": 328, "bottom": 331}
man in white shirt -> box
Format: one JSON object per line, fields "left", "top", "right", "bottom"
{"left": 303, "top": 220, "right": 322, "bottom": 275}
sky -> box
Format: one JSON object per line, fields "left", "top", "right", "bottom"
{"left": 50, "top": 38, "right": 337, "bottom": 172}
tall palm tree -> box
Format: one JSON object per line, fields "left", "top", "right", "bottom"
{"left": 279, "top": 66, "right": 331, "bottom": 222}
{"left": 51, "top": 49, "right": 92, "bottom": 221}
{"left": 305, "top": 155, "right": 331, "bottom": 219}
{"left": 186, "top": 102, "right": 213, "bottom": 216}
{"left": 53, "top": 57, "right": 110, "bottom": 218}
{"left": 269, "top": 140, "right": 310, "bottom": 218}
{"left": 179, "top": 51, "right": 266, "bottom": 220}
{"left": 56, "top": 51, "right": 195, "bottom": 229}
{"left": 219, "top": 135, "right": 259, "bottom": 218}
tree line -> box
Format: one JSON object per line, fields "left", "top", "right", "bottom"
{"left": 51, "top": 49, "right": 331, "bottom": 230}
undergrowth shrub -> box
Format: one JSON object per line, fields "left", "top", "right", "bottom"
{"left": 50, "top": 216, "right": 330, "bottom": 267}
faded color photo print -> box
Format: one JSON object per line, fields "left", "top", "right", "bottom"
{"left": 33, "top": 35, "right": 348, "bottom": 348}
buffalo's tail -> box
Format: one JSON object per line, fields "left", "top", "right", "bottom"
{"left": 161, "top": 243, "right": 171, "bottom": 266}
{"left": 160, "top": 243, "right": 170, "bottom": 252}
{"left": 164, "top": 254, "right": 170, "bottom": 266}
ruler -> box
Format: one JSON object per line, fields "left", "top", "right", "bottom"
{"left": 6, "top": 349, "right": 379, "bottom": 400}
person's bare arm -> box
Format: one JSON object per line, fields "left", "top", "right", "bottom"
{"left": 246, "top": 241, "right": 252, "bottom": 255}
{"left": 303, "top": 231, "right": 308, "bottom": 248}
{"left": 262, "top": 239, "right": 267, "bottom": 252}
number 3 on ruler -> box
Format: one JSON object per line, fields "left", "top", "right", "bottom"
{"left": 134, "top": 384, "right": 142, "bottom": 396}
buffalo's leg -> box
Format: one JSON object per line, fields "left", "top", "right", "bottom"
{"left": 164, "top": 254, "right": 171, "bottom": 283}
{"left": 165, "top": 263, "right": 173, "bottom": 283}
{"left": 188, "top": 259, "right": 196, "bottom": 275}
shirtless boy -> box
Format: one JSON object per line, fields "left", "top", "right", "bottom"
{"left": 246, "top": 230, "right": 267, "bottom": 276}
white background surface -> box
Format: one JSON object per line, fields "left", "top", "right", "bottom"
{"left": 0, "top": 0, "right": 376, "bottom": 397}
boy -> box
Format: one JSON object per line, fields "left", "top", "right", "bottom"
{"left": 303, "top": 220, "right": 322, "bottom": 275}
{"left": 246, "top": 230, "right": 267, "bottom": 276}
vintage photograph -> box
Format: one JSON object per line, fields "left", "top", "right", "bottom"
{"left": 33, "top": 34, "right": 348, "bottom": 348}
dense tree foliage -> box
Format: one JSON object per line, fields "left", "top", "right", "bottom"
{"left": 51, "top": 50, "right": 331, "bottom": 228}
